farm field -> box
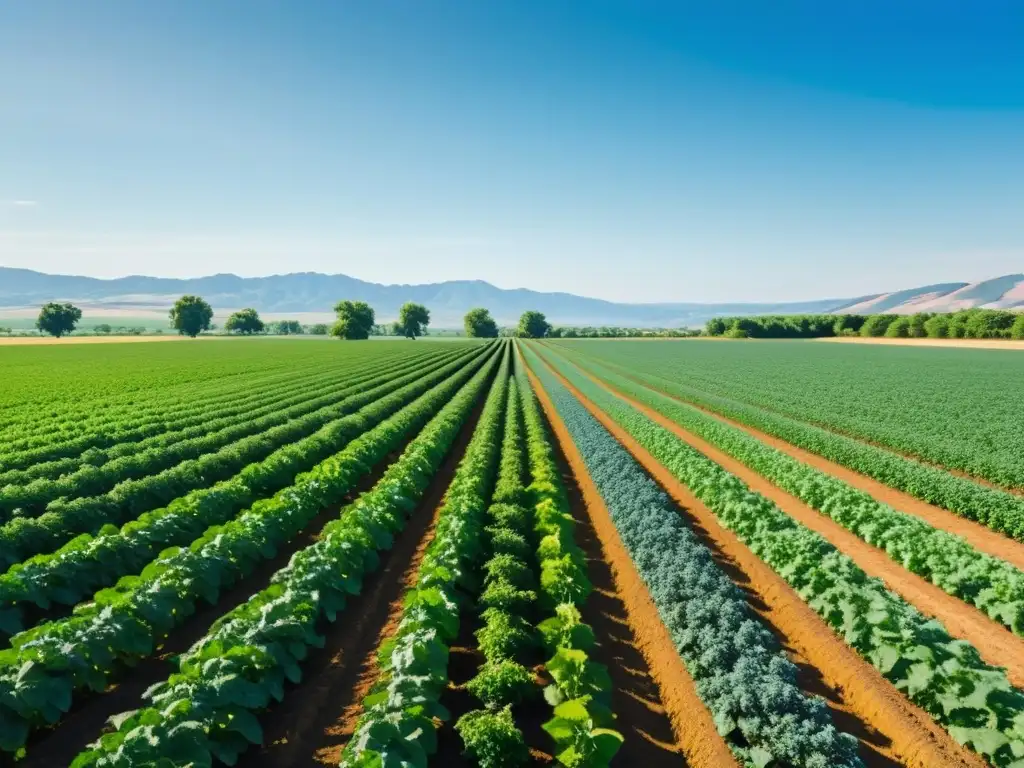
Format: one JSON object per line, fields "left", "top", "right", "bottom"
{"left": 0, "top": 337, "right": 1023, "bottom": 768}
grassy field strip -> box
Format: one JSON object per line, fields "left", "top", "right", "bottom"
{"left": 0, "top": 345, "right": 490, "bottom": 569}
{"left": 0, "top": 348, "right": 468, "bottom": 504}
{"left": 0, "top": 347, "right": 496, "bottom": 638}
{"left": 544, "top": 345, "right": 1024, "bottom": 647}
{"left": 0, "top": 343, "right": 502, "bottom": 759}
{"left": 0, "top": 346, "right": 451, "bottom": 477}
{"left": 525, "top": 342, "right": 1022, "bottom": 768}
{"left": 548, "top": 339, "right": 1024, "bottom": 493}
{"left": 555, "top": 344, "right": 1024, "bottom": 543}
{"left": 520, "top": 343, "right": 866, "bottom": 768}
{"left": 70, "top": 344, "right": 509, "bottom": 767}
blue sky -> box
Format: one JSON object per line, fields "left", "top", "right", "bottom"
{"left": 1, "top": 1, "right": 1022, "bottom": 303}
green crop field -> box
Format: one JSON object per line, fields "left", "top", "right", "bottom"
{"left": 1, "top": 336, "right": 1023, "bottom": 768}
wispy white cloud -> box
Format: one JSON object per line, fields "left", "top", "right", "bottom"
{"left": 9, "top": 200, "right": 38, "bottom": 207}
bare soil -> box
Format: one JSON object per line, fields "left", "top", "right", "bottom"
{"left": 816, "top": 337, "right": 1024, "bottom": 350}
{"left": 526, "top": 348, "right": 987, "bottom": 768}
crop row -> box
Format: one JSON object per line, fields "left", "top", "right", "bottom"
{"left": 528, "top": 343, "right": 1024, "bottom": 766}
{"left": 553, "top": 349, "right": 1024, "bottom": 639}
{"left": 522, "top": 344, "right": 861, "bottom": 768}
{"left": 340, "top": 348, "right": 512, "bottom": 766}
{"left": 0, "top": 347, "right": 470, "bottom": 515}
{"left": 555, "top": 346, "right": 1024, "bottom": 541}
{"left": 0, "top": 342, "right": 502, "bottom": 758}
{"left": 0, "top": 347, "right": 495, "bottom": 638}
{"left": 0, "top": 346, "right": 489, "bottom": 569}
{"left": 72, "top": 342, "right": 509, "bottom": 767}
{"left": 546, "top": 339, "right": 1024, "bottom": 492}
{"left": 0, "top": 346, "right": 448, "bottom": 484}
{"left": 517, "top": 366, "right": 622, "bottom": 767}
{"left": 0, "top": 343, "right": 425, "bottom": 460}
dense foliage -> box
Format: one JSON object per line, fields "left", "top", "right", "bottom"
{"left": 332, "top": 300, "right": 376, "bottom": 340}
{"left": 705, "top": 308, "right": 1024, "bottom": 339}
{"left": 35, "top": 302, "right": 82, "bottom": 338}
{"left": 224, "top": 307, "right": 264, "bottom": 334}
{"left": 168, "top": 295, "right": 214, "bottom": 337}
{"left": 517, "top": 310, "right": 551, "bottom": 339}
{"left": 394, "top": 301, "right": 431, "bottom": 339}
{"left": 465, "top": 307, "right": 500, "bottom": 338}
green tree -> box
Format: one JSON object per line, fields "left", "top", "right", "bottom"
{"left": 308, "top": 323, "right": 329, "bottom": 335}
{"left": 169, "top": 295, "right": 214, "bottom": 338}
{"left": 923, "top": 314, "right": 950, "bottom": 338}
{"left": 860, "top": 314, "right": 898, "bottom": 337}
{"left": 93, "top": 323, "right": 113, "bottom": 334}
{"left": 907, "top": 313, "right": 931, "bottom": 338}
{"left": 464, "top": 307, "right": 498, "bottom": 338}
{"left": 394, "top": 302, "right": 430, "bottom": 339}
{"left": 884, "top": 317, "right": 912, "bottom": 338}
{"left": 225, "top": 308, "right": 265, "bottom": 335}
{"left": 331, "top": 300, "right": 376, "bottom": 340}
{"left": 36, "top": 302, "right": 83, "bottom": 338}
{"left": 1010, "top": 314, "right": 1024, "bottom": 340}
{"left": 517, "top": 310, "right": 551, "bottom": 339}
{"left": 964, "top": 309, "right": 1016, "bottom": 339}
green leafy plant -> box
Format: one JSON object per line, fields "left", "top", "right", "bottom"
{"left": 455, "top": 707, "right": 529, "bottom": 768}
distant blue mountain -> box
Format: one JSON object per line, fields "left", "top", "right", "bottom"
{"left": 0, "top": 267, "right": 851, "bottom": 327}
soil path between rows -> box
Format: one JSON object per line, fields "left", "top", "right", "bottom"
{"left": 20, "top": 389, "right": 468, "bottom": 768}
{"left": 586, "top": 360, "right": 1024, "bottom": 570}
{"left": 243, "top": 380, "right": 493, "bottom": 768}
{"left": 533, "top": 371, "right": 692, "bottom": 766}
{"left": 523, "top": 359, "right": 737, "bottom": 768}
{"left": 556, "top": 353, "right": 1024, "bottom": 689}
{"left": 525, "top": 344, "right": 986, "bottom": 768}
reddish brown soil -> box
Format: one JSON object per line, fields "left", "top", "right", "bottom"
{"left": 568, "top": 362, "right": 1024, "bottom": 690}
{"left": 524, "top": 362, "right": 737, "bottom": 768}
{"left": 245, "top": 388, "right": 492, "bottom": 768}
{"left": 525, "top": 347, "right": 987, "bottom": 768}
{"left": 608, "top": 369, "right": 1024, "bottom": 569}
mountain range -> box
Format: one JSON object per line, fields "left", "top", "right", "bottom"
{"left": 0, "top": 267, "right": 1021, "bottom": 328}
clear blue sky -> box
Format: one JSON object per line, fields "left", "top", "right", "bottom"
{"left": 1, "top": 1, "right": 1022, "bottom": 303}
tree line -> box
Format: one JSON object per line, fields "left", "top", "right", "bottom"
{"left": 29, "top": 298, "right": 562, "bottom": 340}
{"left": 704, "top": 308, "right": 1024, "bottom": 340}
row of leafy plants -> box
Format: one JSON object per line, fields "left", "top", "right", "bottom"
{"left": 0, "top": 347, "right": 495, "bottom": 638}
{"left": 0, "top": 346, "right": 472, "bottom": 517}
{"left": 0, "top": 343, "right": 429, "bottom": 467}
{"left": 552, "top": 349, "right": 1024, "bottom": 638}
{"left": 0, "top": 346, "right": 447, "bottom": 486}
{"left": 518, "top": 366, "right": 622, "bottom": 767}
{"left": 521, "top": 344, "right": 863, "bottom": 768}
{"left": 0, "top": 346, "right": 489, "bottom": 569}
{"left": 338, "top": 349, "right": 512, "bottom": 766}
{"left": 0, "top": 345, "right": 501, "bottom": 756}
{"left": 527, "top": 343, "right": 1024, "bottom": 766}
{"left": 552, "top": 346, "right": 1024, "bottom": 541}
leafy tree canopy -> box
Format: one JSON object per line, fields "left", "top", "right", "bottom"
{"left": 36, "top": 302, "right": 83, "bottom": 338}
{"left": 331, "top": 300, "right": 376, "bottom": 340}
{"left": 517, "top": 310, "right": 550, "bottom": 339}
{"left": 464, "top": 307, "right": 498, "bottom": 338}
{"left": 225, "top": 308, "right": 265, "bottom": 335}
{"left": 169, "top": 295, "right": 214, "bottom": 338}
{"left": 394, "top": 302, "right": 430, "bottom": 339}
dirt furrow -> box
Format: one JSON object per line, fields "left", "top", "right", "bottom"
{"left": 244, "top": 391, "right": 492, "bottom": 768}
{"left": 562, "top": 359, "right": 1024, "bottom": 689}
{"left": 595, "top": 364, "right": 1024, "bottom": 570}
{"left": 525, "top": 348, "right": 986, "bottom": 768}
{"left": 524, "top": 363, "right": 736, "bottom": 768}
